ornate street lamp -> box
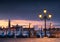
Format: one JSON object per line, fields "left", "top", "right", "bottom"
{"left": 44, "top": 9, "right": 47, "bottom": 14}
{"left": 38, "top": 9, "right": 52, "bottom": 37}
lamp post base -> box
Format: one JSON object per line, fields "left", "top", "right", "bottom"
{"left": 44, "top": 37, "right": 48, "bottom": 38}
{"left": 44, "top": 35, "right": 47, "bottom": 37}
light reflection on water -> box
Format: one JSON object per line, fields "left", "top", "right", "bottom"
{"left": 0, "top": 38, "right": 60, "bottom": 42}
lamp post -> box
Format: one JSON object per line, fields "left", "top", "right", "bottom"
{"left": 29, "top": 23, "right": 31, "bottom": 38}
{"left": 38, "top": 9, "right": 52, "bottom": 37}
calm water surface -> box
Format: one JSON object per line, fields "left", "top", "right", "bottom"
{"left": 0, "top": 38, "right": 60, "bottom": 42}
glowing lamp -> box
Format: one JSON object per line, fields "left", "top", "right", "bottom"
{"left": 44, "top": 9, "right": 47, "bottom": 14}
{"left": 39, "top": 14, "right": 42, "bottom": 18}
{"left": 48, "top": 14, "right": 52, "bottom": 19}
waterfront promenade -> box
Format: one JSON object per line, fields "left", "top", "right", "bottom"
{"left": 0, "top": 38, "right": 60, "bottom": 42}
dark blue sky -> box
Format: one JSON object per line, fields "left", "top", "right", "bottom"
{"left": 0, "top": 0, "right": 60, "bottom": 22}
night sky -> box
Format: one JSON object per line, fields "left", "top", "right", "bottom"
{"left": 0, "top": 0, "right": 60, "bottom": 22}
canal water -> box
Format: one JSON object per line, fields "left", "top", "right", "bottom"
{"left": 0, "top": 38, "right": 60, "bottom": 42}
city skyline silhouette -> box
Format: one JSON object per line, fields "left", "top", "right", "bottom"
{"left": 0, "top": 19, "right": 59, "bottom": 28}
